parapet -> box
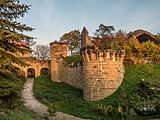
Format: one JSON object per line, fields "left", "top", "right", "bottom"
{"left": 82, "top": 47, "right": 125, "bottom": 101}
{"left": 81, "top": 47, "right": 125, "bottom": 62}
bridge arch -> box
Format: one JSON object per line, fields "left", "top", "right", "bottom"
{"left": 128, "top": 29, "right": 157, "bottom": 43}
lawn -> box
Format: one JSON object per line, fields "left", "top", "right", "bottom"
{"left": 0, "top": 106, "right": 45, "bottom": 120}
{"left": 34, "top": 64, "right": 160, "bottom": 120}
{"left": 0, "top": 77, "right": 45, "bottom": 120}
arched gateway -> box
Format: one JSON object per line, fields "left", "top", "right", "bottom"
{"left": 27, "top": 68, "right": 35, "bottom": 78}
{"left": 40, "top": 68, "right": 49, "bottom": 75}
{"left": 18, "top": 57, "right": 50, "bottom": 78}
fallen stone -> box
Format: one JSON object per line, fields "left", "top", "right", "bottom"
{"left": 0, "top": 111, "right": 7, "bottom": 117}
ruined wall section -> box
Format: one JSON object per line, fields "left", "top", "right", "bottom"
{"left": 82, "top": 48, "right": 125, "bottom": 101}
{"left": 81, "top": 27, "right": 93, "bottom": 48}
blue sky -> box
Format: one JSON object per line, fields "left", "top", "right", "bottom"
{"left": 19, "top": 0, "right": 160, "bottom": 45}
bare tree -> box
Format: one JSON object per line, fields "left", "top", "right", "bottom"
{"left": 32, "top": 45, "right": 50, "bottom": 60}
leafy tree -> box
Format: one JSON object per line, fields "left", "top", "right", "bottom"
{"left": 124, "top": 38, "right": 160, "bottom": 64}
{"left": 60, "top": 30, "right": 81, "bottom": 55}
{"left": 93, "top": 24, "right": 115, "bottom": 49}
{"left": 111, "top": 30, "right": 128, "bottom": 49}
{"left": 0, "top": 0, "right": 34, "bottom": 76}
{"left": 32, "top": 45, "right": 50, "bottom": 60}
{"left": 94, "top": 24, "right": 115, "bottom": 38}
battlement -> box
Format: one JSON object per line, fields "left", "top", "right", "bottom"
{"left": 81, "top": 47, "right": 125, "bottom": 62}
{"left": 82, "top": 47, "right": 125, "bottom": 101}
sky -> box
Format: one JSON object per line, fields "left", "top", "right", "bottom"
{"left": 19, "top": 0, "right": 160, "bottom": 46}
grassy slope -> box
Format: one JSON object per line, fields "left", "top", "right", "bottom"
{"left": 0, "top": 78, "right": 45, "bottom": 120}
{"left": 34, "top": 64, "right": 160, "bottom": 120}
{"left": 0, "top": 107, "right": 44, "bottom": 120}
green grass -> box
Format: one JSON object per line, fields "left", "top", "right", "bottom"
{"left": 0, "top": 77, "right": 45, "bottom": 120}
{"left": 34, "top": 64, "right": 160, "bottom": 120}
{"left": 0, "top": 105, "right": 45, "bottom": 120}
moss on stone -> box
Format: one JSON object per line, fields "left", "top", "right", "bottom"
{"left": 64, "top": 55, "right": 82, "bottom": 62}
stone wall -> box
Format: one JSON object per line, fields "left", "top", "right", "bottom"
{"left": 18, "top": 57, "right": 49, "bottom": 77}
{"left": 82, "top": 48, "right": 125, "bottom": 101}
{"left": 62, "top": 61, "right": 83, "bottom": 89}
{"left": 50, "top": 41, "right": 83, "bottom": 89}
{"left": 50, "top": 41, "right": 68, "bottom": 82}
{"left": 53, "top": 47, "right": 125, "bottom": 101}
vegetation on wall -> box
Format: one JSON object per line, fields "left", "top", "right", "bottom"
{"left": 63, "top": 55, "right": 82, "bottom": 67}
{"left": 34, "top": 64, "right": 160, "bottom": 120}
{"left": 64, "top": 55, "right": 81, "bottom": 62}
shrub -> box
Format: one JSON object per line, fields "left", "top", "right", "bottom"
{"left": 155, "top": 103, "right": 160, "bottom": 112}
{"left": 124, "top": 40, "right": 160, "bottom": 64}
{"left": 129, "top": 79, "right": 160, "bottom": 116}
{"left": 0, "top": 77, "right": 23, "bottom": 109}
{"left": 93, "top": 104, "right": 114, "bottom": 116}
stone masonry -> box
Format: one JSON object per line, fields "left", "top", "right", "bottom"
{"left": 17, "top": 58, "right": 49, "bottom": 78}
{"left": 50, "top": 41, "right": 68, "bottom": 82}
{"left": 82, "top": 48, "right": 125, "bottom": 101}
{"left": 62, "top": 61, "right": 83, "bottom": 89}
{"left": 50, "top": 27, "right": 125, "bottom": 101}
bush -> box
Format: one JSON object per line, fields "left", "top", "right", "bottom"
{"left": 93, "top": 104, "right": 114, "bottom": 117}
{"left": 155, "top": 103, "right": 160, "bottom": 112}
{"left": 129, "top": 79, "right": 160, "bottom": 116}
{"left": 0, "top": 77, "right": 23, "bottom": 109}
{"left": 124, "top": 40, "right": 160, "bottom": 64}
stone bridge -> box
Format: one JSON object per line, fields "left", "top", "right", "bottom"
{"left": 128, "top": 29, "right": 157, "bottom": 43}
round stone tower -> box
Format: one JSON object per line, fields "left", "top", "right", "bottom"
{"left": 82, "top": 47, "right": 125, "bottom": 101}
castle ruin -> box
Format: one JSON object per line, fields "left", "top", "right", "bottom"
{"left": 18, "top": 27, "right": 157, "bottom": 101}
{"left": 50, "top": 27, "right": 125, "bottom": 101}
